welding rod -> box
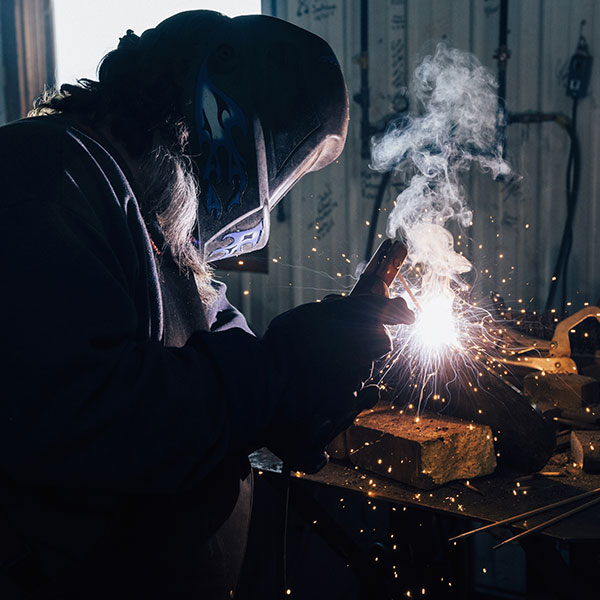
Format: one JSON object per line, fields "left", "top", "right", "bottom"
{"left": 448, "top": 486, "right": 600, "bottom": 543}
{"left": 492, "top": 494, "right": 600, "bottom": 549}
{"left": 397, "top": 272, "right": 422, "bottom": 312}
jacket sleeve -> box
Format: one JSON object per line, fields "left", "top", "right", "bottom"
{"left": 0, "top": 125, "right": 278, "bottom": 494}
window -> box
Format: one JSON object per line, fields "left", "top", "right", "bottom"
{"left": 53, "top": 0, "right": 261, "bottom": 85}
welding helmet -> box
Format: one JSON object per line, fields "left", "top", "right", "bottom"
{"left": 148, "top": 11, "right": 349, "bottom": 261}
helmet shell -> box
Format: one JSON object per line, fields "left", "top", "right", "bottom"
{"left": 174, "top": 13, "right": 349, "bottom": 260}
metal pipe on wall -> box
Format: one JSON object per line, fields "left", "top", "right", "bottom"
{"left": 355, "top": 0, "right": 370, "bottom": 160}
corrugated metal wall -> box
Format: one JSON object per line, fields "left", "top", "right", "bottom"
{"left": 220, "top": 0, "right": 600, "bottom": 335}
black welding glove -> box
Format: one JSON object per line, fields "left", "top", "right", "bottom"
{"left": 262, "top": 294, "right": 414, "bottom": 473}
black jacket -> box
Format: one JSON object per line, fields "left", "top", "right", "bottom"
{"left": 0, "top": 116, "right": 274, "bottom": 598}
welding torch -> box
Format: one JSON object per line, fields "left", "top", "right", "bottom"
{"left": 351, "top": 238, "right": 421, "bottom": 311}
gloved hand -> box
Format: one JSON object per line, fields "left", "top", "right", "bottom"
{"left": 262, "top": 293, "right": 414, "bottom": 472}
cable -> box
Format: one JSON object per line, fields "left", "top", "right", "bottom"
{"left": 560, "top": 102, "right": 577, "bottom": 311}
{"left": 364, "top": 171, "right": 392, "bottom": 261}
{"left": 564, "top": 100, "right": 582, "bottom": 309}
{"left": 545, "top": 25, "right": 590, "bottom": 314}
{"left": 545, "top": 98, "right": 581, "bottom": 314}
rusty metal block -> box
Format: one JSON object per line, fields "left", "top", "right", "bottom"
{"left": 570, "top": 430, "right": 600, "bottom": 473}
{"left": 524, "top": 373, "right": 600, "bottom": 410}
{"left": 346, "top": 409, "right": 496, "bottom": 489}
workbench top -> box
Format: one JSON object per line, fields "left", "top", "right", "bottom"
{"left": 250, "top": 448, "right": 600, "bottom": 543}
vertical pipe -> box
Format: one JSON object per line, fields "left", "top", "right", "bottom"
{"left": 359, "top": 0, "right": 370, "bottom": 159}
{"left": 496, "top": 0, "right": 509, "bottom": 157}
{"left": 497, "top": 0, "right": 509, "bottom": 104}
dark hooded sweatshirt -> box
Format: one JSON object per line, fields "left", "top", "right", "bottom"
{"left": 0, "top": 116, "right": 277, "bottom": 598}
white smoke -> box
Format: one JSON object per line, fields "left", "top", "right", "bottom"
{"left": 371, "top": 44, "right": 510, "bottom": 294}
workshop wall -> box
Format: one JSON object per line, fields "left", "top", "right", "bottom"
{"left": 221, "top": 0, "right": 600, "bottom": 335}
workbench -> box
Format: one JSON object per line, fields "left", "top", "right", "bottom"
{"left": 250, "top": 448, "right": 600, "bottom": 599}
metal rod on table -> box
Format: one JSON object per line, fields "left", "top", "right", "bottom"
{"left": 448, "top": 487, "right": 600, "bottom": 542}
{"left": 493, "top": 494, "right": 600, "bottom": 549}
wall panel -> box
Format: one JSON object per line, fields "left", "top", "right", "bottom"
{"left": 222, "top": 0, "right": 600, "bottom": 334}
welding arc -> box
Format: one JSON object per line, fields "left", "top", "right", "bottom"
{"left": 448, "top": 486, "right": 600, "bottom": 543}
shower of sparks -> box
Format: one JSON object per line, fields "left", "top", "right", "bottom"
{"left": 377, "top": 274, "right": 504, "bottom": 414}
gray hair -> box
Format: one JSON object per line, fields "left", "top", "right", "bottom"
{"left": 139, "top": 144, "right": 217, "bottom": 304}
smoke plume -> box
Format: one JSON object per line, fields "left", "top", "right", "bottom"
{"left": 371, "top": 44, "right": 510, "bottom": 293}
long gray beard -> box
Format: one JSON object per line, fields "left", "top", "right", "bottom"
{"left": 139, "top": 146, "right": 217, "bottom": 305}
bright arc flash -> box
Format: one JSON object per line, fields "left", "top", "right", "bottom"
{"left": 412, "top": 295, "right": 460, "bottom": 352}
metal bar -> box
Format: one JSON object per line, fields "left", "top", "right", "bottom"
{"left": 493, "top": 494, "right": 600, "bottom": 549}
{"left": 448, "top": 487, "right": 600, "bottom": 542}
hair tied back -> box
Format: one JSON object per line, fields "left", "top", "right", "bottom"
{"left": 118, "top": 29, "right": 140, "bottom": 50}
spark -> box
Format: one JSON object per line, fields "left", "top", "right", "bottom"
{"left": 375, "top": 269, "right": 501, "bottom": 413}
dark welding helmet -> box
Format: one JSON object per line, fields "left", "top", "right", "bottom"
{"left": 151, "top": 11, "right": 348, "bottom": 261}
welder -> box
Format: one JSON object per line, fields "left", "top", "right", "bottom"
{"left": 0, "top": 10, "right": 413, "bottom": 599}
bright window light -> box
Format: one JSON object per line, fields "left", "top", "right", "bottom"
{"left": 53, "top": 1, "right": 262, "bottom": 85}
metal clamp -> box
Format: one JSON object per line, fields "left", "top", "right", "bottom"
{"left": 499, "top": 306, "right": 600, "bottom": 374}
